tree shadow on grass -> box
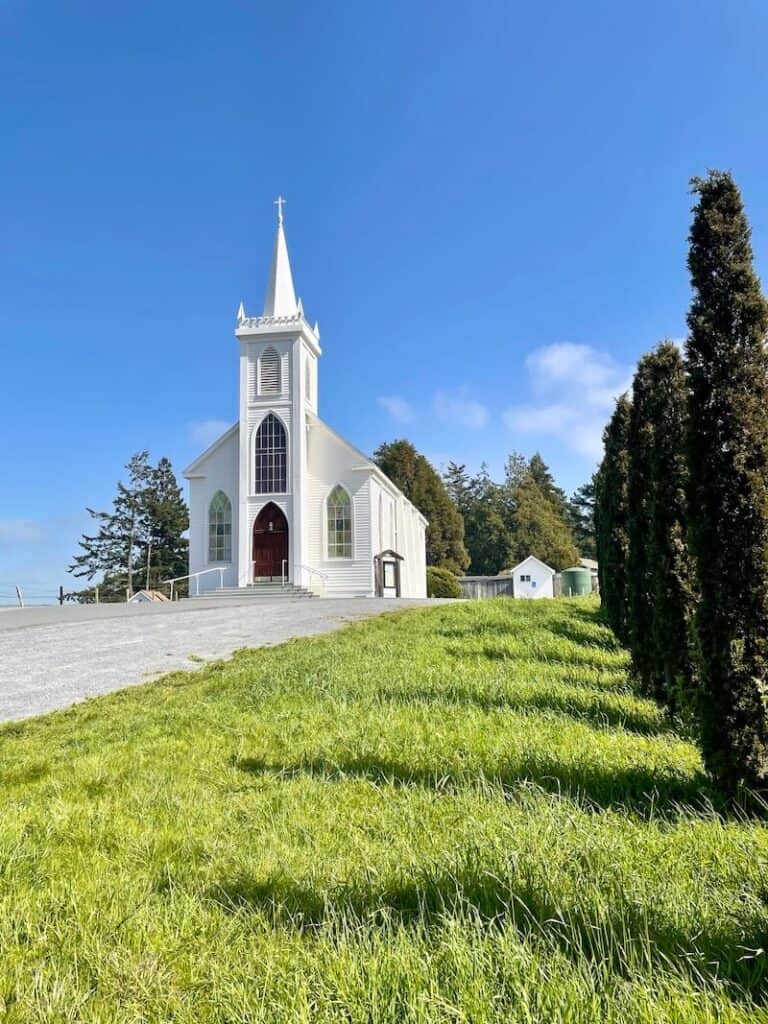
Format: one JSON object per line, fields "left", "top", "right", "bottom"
{"left": 545, "top": 618, "right": 624, "bottom": 653}
{"left": 473, "top": 641, "right": 627, "bottom": 672}
{"left": 370, "top": 683, "right": 672, "bottom": 737}
{"left": 235, "top": 752, "right": 713, "bottom": 818}
{"left": 206, "top": 859, "right": 768, "bottom": 1004}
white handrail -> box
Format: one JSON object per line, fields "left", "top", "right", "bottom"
{"left": 160, "top": 567, "right": 225, "bottom": 600}
{"left": 293, "top": 563, "right": 329, "bottom": 590}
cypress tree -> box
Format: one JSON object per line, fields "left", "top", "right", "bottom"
{"left": 595, "top": 395, "right": 631, "bottom": 644}
{"left": 627, "top": 358, "right": 656, "bottom": 695}
{"left": 645, "top": 342, "right": 695, "bottom": 714}
{"left": 686, "top": 171, "right": 768, "bottom": 789}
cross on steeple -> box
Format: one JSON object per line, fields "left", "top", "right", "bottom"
{"left": 262, "top": 195, "right": 297, "bottom": 317}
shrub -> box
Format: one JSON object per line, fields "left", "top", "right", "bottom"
{"left": 426, "top": 566, "right": 461, "bottom": 598}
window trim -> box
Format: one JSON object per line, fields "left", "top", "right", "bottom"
{"left": 207, "top": 490, "right": 233, "bottom": 564}
{"left": 325, "top": 483, "right": 354, "bottom": 560}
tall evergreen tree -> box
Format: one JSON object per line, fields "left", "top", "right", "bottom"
{"left": 70, "top": 452, "right": 189, "bottom": 598}
{"left": 445, "top": 455, "right": 578, "bottom": 575}
{"left": 686, "top": 170, "right": 768, "bottom": 789}
{"left": 527, "top": 452, "right": 570, "bottom": 520}
{"left": 567, "top": 478, "right": 597, "bottom": 559}
{"left": 374, "top": 440, "right": 469, "bottom": 574}
{"left": 645, "top": 342, "right": 695, "bottom": 713}
{"left": 143, "top": 457, "right": 189, "bottom": 588}
{"left": 627, "top": 356, "right": 657, "bottom": 694}
{"left": 507, "top": 475, "right": 579, "bottom": 570}
{"left": 69, "top": 451, "right": 153, "bottom": 597}
{"left": 448, "top": 463, "right": 515, "bottom": 575}
{"left": 595, "top": 395, "right": 631, "bottom": 644}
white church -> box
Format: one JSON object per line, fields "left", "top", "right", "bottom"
{"left": 184, "top": 201, "right": 428, "bottom": 599}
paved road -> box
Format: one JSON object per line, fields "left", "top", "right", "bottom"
{"left": 0, "top": 598, "right": 441, "bottom": 722}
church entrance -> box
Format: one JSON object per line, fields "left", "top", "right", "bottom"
{"left": 252, "top": 503, "right": 289, "bottom": 581}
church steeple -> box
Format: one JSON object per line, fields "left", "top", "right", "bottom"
{"left": 262, "top": 196, "right": 298, "bottom": 318}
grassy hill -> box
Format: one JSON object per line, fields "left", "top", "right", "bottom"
{"left": 0, "top": 598, "right": 767, "bottom": 1021}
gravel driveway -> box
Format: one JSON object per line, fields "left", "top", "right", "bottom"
{"left": 0, "top": 597, "right": 441, "bottom": 722}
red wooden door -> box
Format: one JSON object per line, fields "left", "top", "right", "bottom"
{"left": 252, "top": 504, "right": 289, "bottom": 580}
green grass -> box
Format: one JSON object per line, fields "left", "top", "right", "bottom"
{"left": 1, "top": 598, "right": 767, "bottom": 1022}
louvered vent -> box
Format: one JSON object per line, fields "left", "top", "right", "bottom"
{"left": 260, "top": 347, "right": 281, "bottom": 394}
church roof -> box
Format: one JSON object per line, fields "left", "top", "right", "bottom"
{"left": 307, "top": 413, "right": 429, "bottom": 527}
{"left": 262, "top": 197, "right": 298, "bottom": 318}
{"left": 183, "top": 422, "right": 238, "bottom": 478}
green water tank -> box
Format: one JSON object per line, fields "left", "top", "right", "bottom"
{"left": 560, "top": 566, "right": 593, "bottom": 597}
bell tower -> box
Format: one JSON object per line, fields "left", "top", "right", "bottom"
{"left": 234, "top": 199, "right": 322, "bottom": 586}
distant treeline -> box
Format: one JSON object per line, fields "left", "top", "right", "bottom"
{"left": 374, "top": 441, "right": 595, "bottom": 576}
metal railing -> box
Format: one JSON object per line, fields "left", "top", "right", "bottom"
{"left": 161, "top": 567, "right": 225, "bottom": 601}
{"left": 291, "top": 563, "right": 329, "bottom": 592}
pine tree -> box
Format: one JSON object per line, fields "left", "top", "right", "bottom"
{"left": 464, "top": 465, "right": 516, "bottom": 575}
{"left": 595, "top": 395, "right": 631, "bottom": 644}
{"left": 686, "top": 170, "right": 768, "bottom": 789}
{"left": 69, "top": 451, "right": 152, "bottom": 597}
{"left": 144, "top": 457, "right": 189, "bottom": 588}
{"left": 507, "top": 475, "right": 579, "bottom": 570}
{"left": 567, "top": 479, "right": 597, "bottom": 559}
{"left": 627, "top": 356, "right": 657, "bottom": 695}
{"left": 527, "top": 452, "right": 570, "bottom": 520}
{"left": 445, "top": 455, "right": 578, "bottom": 575}
{"left": 374, "top": 440, "right": 469, "bottom": 573}
{"left": 645, "top": 342, "right": 695, "bottom": 713}
{"left": 69, "top": 452, "right": 189, "bottom": 599}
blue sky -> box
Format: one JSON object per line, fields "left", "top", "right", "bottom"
{"left": 3, "top": 0, "right": 768, "bottom": 592}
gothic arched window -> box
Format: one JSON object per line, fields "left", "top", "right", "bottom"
{"left": 327, "top": 484, "right": 352, "bottom": 558}
{"left": 255, "top": 413, "right": 287, "bottom": 494}
{"left": 208, "top": 491, "right": 232, "bottom": 562}
{"left": 259, "top": 347, "right": 281, "bottom": 395}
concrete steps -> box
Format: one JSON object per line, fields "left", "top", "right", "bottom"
{"left": 189, "top": 583, "right": 316, "bottom": 601}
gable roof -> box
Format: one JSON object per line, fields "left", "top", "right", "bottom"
{"left": 307, "top": 412, "right": 429, "bottom": 527}
{"left": 183, "top": 423, "right": 238, "bottom": 478}
{"left": 508, "top": 555, "right": 556, "bottom": 575}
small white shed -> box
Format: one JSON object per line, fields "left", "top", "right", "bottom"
{"left": 510, "top": 556, "right": 556, "bottom": 599}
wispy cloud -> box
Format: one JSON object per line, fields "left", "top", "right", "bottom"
{"left": 433, "top": 390, "right": 489, "bottom": 430}
{"left": 504, "top": 342, "right": 632, "bottom": 460}
{"left": 377, "top": 395, "right": 416, "bottom": 424}
{"left": 189, "top": 419, "right": 232, "bottom": 448}
{"left": 0, "top": 519, "right": 45, "bottom": 545}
